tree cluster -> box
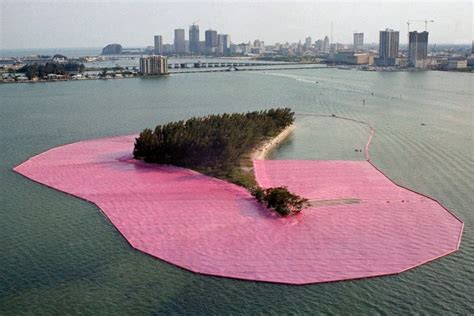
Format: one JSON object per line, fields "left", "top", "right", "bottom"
{"left": 133, "top": 108, "right": 295, "bottom": 175}
{"left": 18, "top": 62, "right": 85, "bottom": 79}
{"left": 133, "top": 108, "right": 311, "bottom": 217}
{"left": 250, "top": 186, "right": 311, "bottom": 216}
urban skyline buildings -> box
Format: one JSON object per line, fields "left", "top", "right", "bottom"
{"left": 377, "top": 28, "right": 400, "bottom": 66}
{"left": 408, "top": 31, "right": 429, "bottom": 68}
{"left": 153, "top": 35, "right": 163, "bottom": 55}
{"left": 145, "top": 21, "right": 445, "bottom": 69}
{"left": 323, "top": 36, "right": 330, "bottom": 52}
{"left": 139, "top": 55, "right": 169, "bottom": 75}
{"left": 205, "top": 29, "right": 218, "bottom": 54}
{"left": 174, "top": 29, "right": 186, "bottom": 54}
{"left": 353, "top": 33, "right": 364, "bottom": 50}
{"left": 189, "top": 24, "right": 200, "bottom": 54}
{"left": 217, "top": 34, "right": 230, "bottom": 55}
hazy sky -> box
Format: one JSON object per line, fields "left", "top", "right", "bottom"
{"left": 1, "top": 0, "right": 472, "bottom": 49}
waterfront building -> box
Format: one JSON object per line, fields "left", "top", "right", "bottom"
{"left": 217, "top": 34, "right": 230, "bottom": 55}
{"left": 447, "top": 58, "right": 467, "bottom": 69}
{"left": 353, "top": 33, "right": 364, "bottom": 50}
{"left": 323, "top": 36, "right": 330, "bottom": 52}
{"left": 139, "top": 55, "right": 169, "bottom": 75}
{"left": 253, "top": 39, "right": 263, "bottom": 48}
{"left": 230, "top": 43, "right": 239, "bottom": 55}
{"left": 162, "top": 44, "right": 174, "bottom": 54}
{"left": 408, "top": 31, "right": 429, "bottom": 68}
{"left": 332, "top": 51, "right": 372, "bottom": 64}
{"left": 154, "top": 35, "right": 163, "bottom": 55}
{"left": 189, "top": 24, "right": 200, "bottom": 54}
{"left": 315, "top": 39, "right": 323, "bottom": 52}
{"left": 330, "top": 43, "right": 343, "bottom": 53}
{"left": 376, "top": 28, "right": 399, "bottom": 66}
{"left": 174, "top": 29, "right": 186, "bottom": 54}
{"left": 205, "top": 29, "right": 218, "bottom": 54}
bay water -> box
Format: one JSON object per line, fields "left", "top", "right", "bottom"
{"left": 1, "top": 68, "right": 472, "bottom": 314}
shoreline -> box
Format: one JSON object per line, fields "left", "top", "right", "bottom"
{"left": 251, "top": 124, "right": 295, "bottom": 160}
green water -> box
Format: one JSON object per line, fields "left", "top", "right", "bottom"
{"left": 1, "top": 70, "right": 472, "bottom": 314}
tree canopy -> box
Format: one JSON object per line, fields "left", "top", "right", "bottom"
{"left": 250, "top": 186, "right": 310, "bottom": 216}
{"left": 134, "top": 108, "right": 294, "bottom": 174}
{"left": 134, "top": 108, "right": 311, "bottom": 216}
{"left": 18, "top": 62, "right": 85, "bottom": 79}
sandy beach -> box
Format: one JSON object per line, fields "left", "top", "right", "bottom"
{"left": 251, "top": 124, "right": 296, "bottom": 160}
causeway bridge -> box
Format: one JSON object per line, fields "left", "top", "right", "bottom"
{"left": 168, "top": 63, "right": 325, "bottom": 73}
{"left": 168, "top": 61, "right": 299, "bottom": 69}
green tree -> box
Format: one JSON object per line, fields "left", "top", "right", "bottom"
{"left": 250, "top": 186, "right": 311, "bottom": 216}
{"left": 100, "top": 68, "right": 108, "bottom": 78}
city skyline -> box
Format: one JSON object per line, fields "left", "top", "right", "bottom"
{"left": 1, "top": 1, "right": 472, "bottom": 49}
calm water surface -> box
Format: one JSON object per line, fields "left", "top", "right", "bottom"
{"left": 1, "top": 69, "right": 473, "bottom": 314}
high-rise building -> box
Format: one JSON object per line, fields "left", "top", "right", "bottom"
{"left": 315, "top": 39, "right": 323, "bottom": 52}
{"left": 323, "top": 36, "right": 330, "bottom": 52}
{"left": 217, "top": 34, "right": 230, "bottom": 55}
{"left": 189, "top": 24, "right": 200, "bottom": 53}
{"left": 408, "top": 31, "right": 429, "bottom": 68}
{"left": 162, "top": 44, "right": 174, "bottom": 54}
{"left": 154, "top": 35, "right": 163, "bottom": 55}
{"left": 139, "top": 55, "right": 169, "bottom": 75}
{"left": 174, "top": 29, "right": 186, "bottom": 54}
{"left": 205, "top": 29, "right": 218, "bottom": 54}
{"left": 377, "top": 28, "right": 399, "bottom": 66}
{"left": 305, "top": 37, "right": 312, "bottom": 49}
{"left": 353, "top": 33, "right": 364, "bottom": 50}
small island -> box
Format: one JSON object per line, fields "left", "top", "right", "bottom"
{"left": 133, "top": 108, "right": 310, "bottom": 216}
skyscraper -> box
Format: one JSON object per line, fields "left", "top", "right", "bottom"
{"left": 323, "top": 36, "right": 330, "bottom": 52}
{"left": 377, "top": 28, "right": 399, "bottom": 66}
{"left": 189, "top": 24, "right": 200, "bottom": 54}
{"left": 205, "top": 29, "right": 218, "bottom": 54}
{"left": 154, "top": 35, "right": 163, "bottom": 55}
{"left": 353, "top": 33, "right": 364, "bottom": 50}
{"left": 408, "top": 31, "right": 429, "bottom": 68}
{"left": 174, "top": 29, "right": 186, "bottom": 54}
{"left": 217, "top": 34, "right": 230, "bottom": 55}
{"left": 139, "top": 55, "right": 169, "bottom": 75}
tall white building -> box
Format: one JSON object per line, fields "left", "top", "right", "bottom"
{"left": 154, "top": 35, "right": 163, "bottom": 55}
{"left": 174, "top": 29, "right": 186, "bottom": 54}
{"left": 305, "top": 36, "right": 312, "bottom": 49}
{"left": 353, "top": 33, "right": 364, "bottom": 50}
{"left": 139, "top": 56, "right": 169, "bottom": 75}
{"left": 217, "top": 34, "right": 230, "bottom": 55}
{"left": 323, "top": 36, "right": 330, "bottom": 52}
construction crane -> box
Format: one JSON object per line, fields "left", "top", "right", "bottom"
{"left": 406, "top": 20, "right": 434, "bottom": 68}
{"left": 407, "top": 19, "right": 434, "bottom": 33}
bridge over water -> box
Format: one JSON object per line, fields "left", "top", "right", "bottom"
{"left": 169, "top": 64, "right": 326, "bottom": 74}
{"left": 168, "top": 61, "right": 300, "bottom": 69}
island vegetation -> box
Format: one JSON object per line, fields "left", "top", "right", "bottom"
{"left": 250, "top": 186, "right": 310, "bottom": 216}
{"left": 134, "top": 108, "right": 311, "bottom": 216}
{"left": 17, "top": 62, "right": 85, "bottom": 80}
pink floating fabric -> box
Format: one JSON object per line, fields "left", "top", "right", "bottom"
{"left": 14, "top": 135, "right": 463, "bottom": 284}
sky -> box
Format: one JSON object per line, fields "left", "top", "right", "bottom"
{"left": 0, "top": 0, "right": 472, "bottom": 49}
